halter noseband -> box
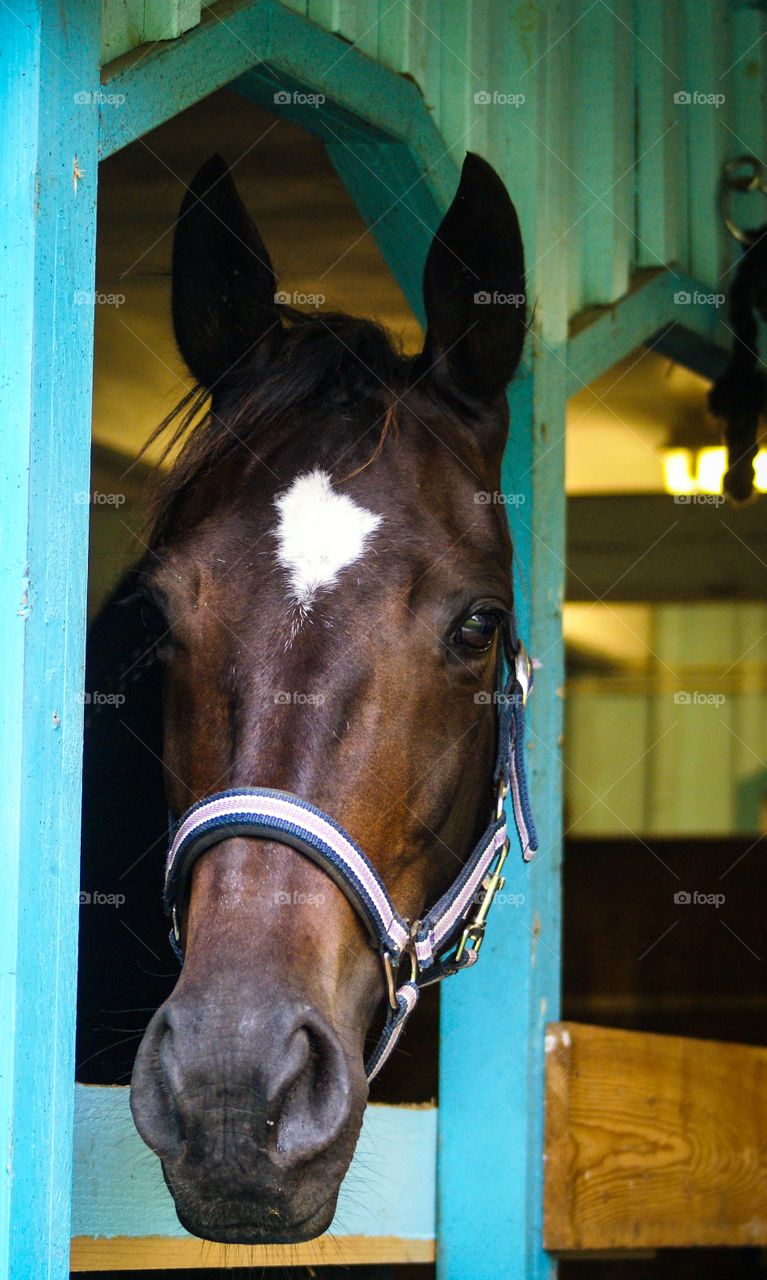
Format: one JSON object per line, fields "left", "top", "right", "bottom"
{"left": 163, "top": 623, "right": 538, "bottom": 1081}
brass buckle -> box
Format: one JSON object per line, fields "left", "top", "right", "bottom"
{"left": 454, "top": 837, "right": 510, "bottom": 964}
{"left": 382, "top": 952, "right": 398, "bottom": 1011}
{"left": 382, "top": 929, "right": 420, "bottom": 1011}
{"left": 514, "top": 639, "right": 533, "bottom": 705}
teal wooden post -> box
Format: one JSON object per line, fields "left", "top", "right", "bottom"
{"left": 0, "top": 5, "right": 100, "bottom": 1277}
{"left": 437, "top": 5, "right": 568, "bottom": 1274}
{"left": 437, "top": 356, "right": 565, "bottom": 1280}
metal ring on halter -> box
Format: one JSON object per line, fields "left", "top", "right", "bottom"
{"left": 719, "top": 155, "right": 767, "bottom": 245}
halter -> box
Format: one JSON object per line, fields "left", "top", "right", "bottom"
{"left": 163, "top": 622, "right": 538, "bottom": 1081}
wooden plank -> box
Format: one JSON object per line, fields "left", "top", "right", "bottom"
{"left": 570, "top": 0, "right": 634, "bottom": 304}
{"left": 306, "top": 0, "right": 341, "bottom": 33}
{"left": 101, "top": 0, "right": 203, "bottom": 62}
{"left": 71, "top": 1234, "right": 434, "bottom": 1270}
{"left": 682, "top": 0, "right": 730, "bottom": 283}
{"left": 330, "top": 0, "right": 380, "bottom": 56}
{"left": 143, "top": 0, "right": 203, "bottom": 41}
{"left": 70, "top": 1085, "right": 436, "bottom": 1253}
{"left": 101, "top": 0, "right": 145, "bottom": 62}
{"left": 438, "top": 0, "right": 472, "bottom": 150}
{"left": 544, "top": 1022, "right": 767, "bottom": 1250}
{"left": 0, "top": 4, "right": 101, "bottom": 1278}
{"left": 376, "top": 0, "right": 410, "bottom": 72}
{"left": 635, "top": 4, "right": 686, "bottom": 269}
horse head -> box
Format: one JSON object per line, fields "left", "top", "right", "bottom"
{"left": 130, "top": 151, "right": 527, "bottom": 1243}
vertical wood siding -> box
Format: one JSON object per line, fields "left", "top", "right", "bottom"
{"left": 100, "top": 0, "right": 767, "bottom": 313}
{"left": 115, "top": 0, "right": 767, "bottom": 317}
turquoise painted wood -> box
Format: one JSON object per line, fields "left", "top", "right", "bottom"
{"left": 71, "top": 1086, "right": 436, "bottom": 1241}
{"left": 437, "top": 5, "right": 568, "bottom": 1270}
{"left": 566, "top": 269, "right": 730, "bottom": 396}
{"left": 0, "top": 4, "right": 101, "bottom": 1278}
{"left": 634, "top": 3, "right": 686, "bottom": 270}
{"left": 2, "top": 0, "right": 759, "bottom": 1273}
{"left": 570, "top": 0, "right": 634, "bottom": 308}
{"left": 101, "top": 0, "right": 767, "bottom": 322}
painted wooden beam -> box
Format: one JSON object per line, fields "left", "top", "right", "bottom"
{"left": 231, "top": 64, "right": 456, "bottom": 323}
{"left": 438, "top": 6, "right": 569, "bottom": 1276}
{"left": 70, "top": 1085, "right": 436, "bottom": 1269}
{"left": 566, "top": 268, "right": 730, "bottom": 395}
{"left": 98, "top": 0, "right": 456, "bottom": 204}
{"left": 71, "top": 1234, "right": 434, "bottom": 1270}
{"left": 544, "top": 1022, "right": 767, "bottom": 1250}
{"left": 0, "top": 5, "right": 101, "bottom": 1279}
{"left": 98, "top": 0, "right": 272, "bottom": 155}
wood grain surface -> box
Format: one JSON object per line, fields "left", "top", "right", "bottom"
{"left": 544, "top": 1022, "right": 767, "bottom": 1250}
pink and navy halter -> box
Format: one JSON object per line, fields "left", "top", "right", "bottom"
{"left": 164, "top": 624, "right": 538, "bottom": 1081}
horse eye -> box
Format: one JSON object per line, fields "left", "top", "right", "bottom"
{"left": 454, "top": 611, "right": 502, "bottom": 652}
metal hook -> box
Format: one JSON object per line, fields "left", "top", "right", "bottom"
{"left": 719, "top": 155, "right": 767, "bottom": 245}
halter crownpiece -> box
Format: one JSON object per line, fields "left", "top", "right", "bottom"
{"left": 163, "top": 621, "right": 538, "bottom": 1081}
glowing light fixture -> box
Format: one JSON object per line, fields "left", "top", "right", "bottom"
{"left": 662, "top": 445, "right": 767, "bottom": 495}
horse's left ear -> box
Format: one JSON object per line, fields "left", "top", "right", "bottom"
{"left": 416, "top": 152, "right": 526, "bottom": 406}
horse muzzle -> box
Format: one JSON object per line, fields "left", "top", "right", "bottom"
{"left": 130, "top": 988, "right": 366, "bottom": 1243}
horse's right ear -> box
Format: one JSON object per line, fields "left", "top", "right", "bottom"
{"left": 172, "top": 155, "right": 279, "bottom": 389}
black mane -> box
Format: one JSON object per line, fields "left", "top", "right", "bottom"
{"left": 147, "top": 309, "right": 413, "bottom": 546}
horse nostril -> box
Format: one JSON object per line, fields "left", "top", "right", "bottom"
{"left": 130, "top": 1006, "right": 186, "bottom": 1161}
{"left": 267, "top": 1012, "right": 353, "bottom": 1170}
{"left": 131, "top": 999, "right": 357, "bottom": 1175}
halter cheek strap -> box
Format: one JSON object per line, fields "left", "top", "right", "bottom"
{"left": 163, "top": 633, "right": 538, "bottom": 1082}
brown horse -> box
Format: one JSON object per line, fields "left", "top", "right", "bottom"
{"left": 128, "top": 150, "right": 527, "bottom": 1244}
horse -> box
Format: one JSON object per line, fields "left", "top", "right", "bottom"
{"left": 77, "top": 149, "right": 529, "bottom": 1246}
